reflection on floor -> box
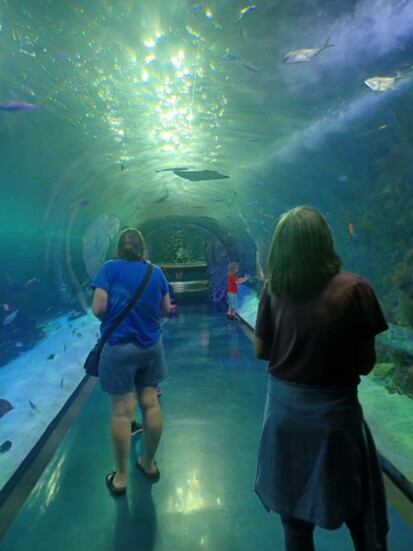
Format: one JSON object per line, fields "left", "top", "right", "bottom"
{"left": 0, "top": 303, "right": 412, "bottom": 551}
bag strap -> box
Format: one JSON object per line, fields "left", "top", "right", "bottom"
{"left": 100, "top": 262, "right": 153, "bottom": 343}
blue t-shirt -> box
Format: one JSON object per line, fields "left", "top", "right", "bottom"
{"left": 92, "top": 259, "right": 169, "bottom": 346}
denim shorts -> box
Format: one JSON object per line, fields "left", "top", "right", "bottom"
{"left": 99, "top": 338, "right": 167, "bottom": 395}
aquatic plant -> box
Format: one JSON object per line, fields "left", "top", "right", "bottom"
{"left": 375, "top": 342, "right": 413, "bottom": 399}
{"left": 384, "top": 248, "right": 413, "bottom": 325}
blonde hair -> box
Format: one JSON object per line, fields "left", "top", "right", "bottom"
{"left": 228, "top": 262, "right": 239, "bottom": 274}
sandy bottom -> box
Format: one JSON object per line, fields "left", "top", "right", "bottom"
{"left": 0, "top": 311, "right": 100, "bottom": 492}
{"left": 360, "top": 377, "right": 413, "bottom": 482}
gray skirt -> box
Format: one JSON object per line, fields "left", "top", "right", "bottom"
{"left": 255, "top": 375, "right": 388, "bottom": 545}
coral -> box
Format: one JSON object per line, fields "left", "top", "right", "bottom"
{"left": 375, "top": 343, "right": 413, "bottom": 399}
{"left": 398, "top": 295, "right": 413, "bottom": 326}
{"left": 371, "top": 362, "right": 395, "bottom": 380}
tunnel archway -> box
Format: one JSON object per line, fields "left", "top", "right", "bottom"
{"left": 139, "top": 216, "right": 257, "bottom": 302}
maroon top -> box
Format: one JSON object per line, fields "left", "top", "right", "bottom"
{"left": 255, "top": 272, "right": 388, "bottom": 386}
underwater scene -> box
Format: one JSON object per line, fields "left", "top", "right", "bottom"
{"left": 1, "top": 0, "right": 413, "bottom": 501}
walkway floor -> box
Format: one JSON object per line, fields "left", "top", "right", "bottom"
{"left": 0, "top": 303, "right": 412, "bottom": 551}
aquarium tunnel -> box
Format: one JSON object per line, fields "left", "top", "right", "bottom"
{"left": 1, "top": 1, "right": 413, "bottom": 549}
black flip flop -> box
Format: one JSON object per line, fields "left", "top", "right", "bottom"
{"left": 106, "top": 471, "right": 126, "bottom": 496}
{"left": 136, "top": 457, "right": 160, "bottom": 481}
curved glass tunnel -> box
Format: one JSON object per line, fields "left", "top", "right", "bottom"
{"left": 0, "top": 0, "right": 413, "bottom": 548}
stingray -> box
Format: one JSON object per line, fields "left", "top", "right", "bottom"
{"left": 155, "top": 167, "right": 189, "bottom": 172}
{"left": 173, "top": 170, "right": 230, "bottom": 181}
{"left": 0, "top": 398, "right": 13, "bottom": 418}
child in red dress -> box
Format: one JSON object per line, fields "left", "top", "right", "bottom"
{"left": 227, "top": 262, "right": 249, "bottom": 319}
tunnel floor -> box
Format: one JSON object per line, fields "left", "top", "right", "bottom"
{"left": 0, "top": 303, "right": 412, "bottom": 551}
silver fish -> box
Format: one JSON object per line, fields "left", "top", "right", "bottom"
{"left": 29, "top": 399, "right": 37, "bottom": 410}
{"left": 236, "top": 5, "right": 256, "bottom": 23}
{"left": 364, "top": 74, "right": 400, "bottom": 92}
{"left": 2, "top": 309, "right": 19, "bottom": 326}
{"left": 283, "top": 36, "right": 334, "bottom": 64}
{"left": 222, "top": 53, "right": 239, "bottom": 61}
{"left": 0, "top": 99, "right": 39, "bottom": 111}
{"left": 244, "top": 62, "right": 258, "bottom": 73}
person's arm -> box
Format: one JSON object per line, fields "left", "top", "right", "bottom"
{"left": 236, "top": 274, "right": 250, "bottom": 284}
{"left": 358, "top": 337, "right": 376, "bottom": 375}
{"left": 161, "top": 292, "right": 171, "bottom": 316}
{"left": 92, "top": 288, "right": 108, "bottom": 321}
{"left": 254, "top": 335, "right": 272, "bottom": 361}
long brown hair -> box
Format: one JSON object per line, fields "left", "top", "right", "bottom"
{"left": 267, "top": 206, "right": 341, "bottom": 299}
{"left": 116, "top": 228, "right": 145, "bottom": 260}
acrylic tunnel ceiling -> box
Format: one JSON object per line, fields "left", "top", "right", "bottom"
{"left": 1, "top": 0, "right": 413, "bottom": 307}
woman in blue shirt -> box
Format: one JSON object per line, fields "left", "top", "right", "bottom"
{"left": 92, "top": 228, "right": 170, "bottom": 495}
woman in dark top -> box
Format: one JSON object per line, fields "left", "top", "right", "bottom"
{"left": 92, "top": 229, "right": 170, "bottom": 496}
{"left": 254, "top": 206, "right": 389, "bottom": 551}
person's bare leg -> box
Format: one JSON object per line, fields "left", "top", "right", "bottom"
{"left": 109, "top": 392, "right": 135, "bottom": 489}
{"left": 137, "top": 386, "right": 162, "bottom": 474}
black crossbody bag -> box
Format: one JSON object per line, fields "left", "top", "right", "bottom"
{"left": 83, "top": 263, "right": 153, "bottom": 377}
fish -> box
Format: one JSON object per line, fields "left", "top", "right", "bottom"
{"left": 60, "top": 377, "right": 64, "bottom": 389}
{"left": 222, "top": 53, "right": 239, "bottom": 60}
{"left": 120, "top": 161, "right": 126, "bottom": 170}
{"left": 155, "top": 190, "right": 169, "bottom": 203}
{"left": 244, "top": 63, "right": 258, "bottom": 73}
{"left": 0, "top": 99, "right": 39, "bottom": 111}
{"left": 78, "top": 199, "right": 90, "bottom": 206}
{"left": 2, "top": 309, "right": 19, "bottom": 326}
{"left": 348, "top": 224, "right": 358, "bottom": 241}
{"left": 67, "top": 311, "right": 84, "bottom": 321}
{"left": 364, "top": 74, "right": 400, "bottom": 92}
{"left": 283, "top": 36, "right": 334, "bottom": 64}
{"left": 29, "top": 399, "right": 38, "bottom": 410}
{"left": 0, "top": 440, "right": 12, "bottom": 454}
{"left": 191, "top": 3, "right": 204, "bottom": 12}
{"left": 64, "top": 344, "right": 67, "bottom": 352}
{"left": 2, "top": 304, "right": 10, "bottom": 311}
{"left": 173, "top": 170, "right": 230, "bottom": 181}
{"left": 155, "top": 167, "right": 189, "bottom": 172}
{"left": 236, "top": 5, "right": 257, "bottom": 23}
{"left": 336, "top": 175, "right": 348, "bottom": 184}
{"left": 25, "top": 277, "right": 38, "bottom": 287}
{"left": 47, "top": 353, "right": 56, "bottom": 360}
